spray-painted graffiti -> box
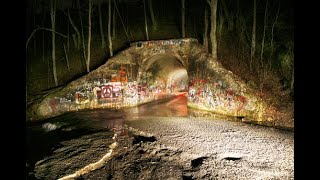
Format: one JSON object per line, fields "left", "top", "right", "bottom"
{"left": 48, "top": 98, "right": 59, "bottom": 112}
{"left": 48, "top": 73, "right": 249, "bottom": 115}
{"left": 146, "top": 39, "right": 187, "bottom": 47}
{"left": 137, "top": 39, "right": 197, "bottom": 54}
{"left": 111, "top": 66, "right": 128, "bottom": 83}
{"left": 123, "top": 81, "right": 139, "bottom": 105}
{"left": 151, "top": 46, "right": 169, "bottom": 54}
{"left": 75, "top": 91, "right": 90, "bottom": 104}
{"left": 188, "top": 79, "right": 248, "bottom": 112}
{"left": 94, "top": 82, "right": 123, "bottom": 104}
{"left": 46, "top": 63, "right": 174, "bottom": 114}
{"left": 135, "top": 39, "right": 198, "bottom": 49}
{"left": 99, "top": 82, "right": 123, "bottom": 98}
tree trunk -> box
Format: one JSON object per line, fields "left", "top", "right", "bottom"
{"left": 112, "top": 3, "right": 116, "bottom": 38}
{"left": 42, "top": 12, "right": 45, "bottom": 63}
{"left": 67, "top": 8, "right": 80, "bottom": 49}
{"left": 218, "top": 7, "right": 224, "bottom": 50}
{"left": 48, "top": 50, "right": 50, "bottom": 88}
{"left": 148, "top": 0, "right": 157, "bottom": 30}
{"left": 269, "top": 2, "right": 280, "bottom": 60}
{"left": 220, "top": 0, "right": 232, "bottom": 32}
{"left": 203, "top": 7, "right": 208, "bottom": 52}
{"left": 51, "top": 0, "right": 58, "bottom": 86}
{"left": 290, "top": 68, "right": 294, "bottom": 91}
{"left": 210, "top": 0, "right": 218, "bottom": 59}
{"left": 126, "top": 4, "right": 129, "bottom": 32}
{"left": 193, "top": 15, "right": 196, "bottom": 37}
{"left": 113, "top": 0, "right": 130, "bottom": 43}
{"left": 108, "top": 0, "right": 113, "bottom": 57}
{"left": 67, "top": 14, "right": 70, "bottom": 51}
{"left": 143, "top": 0, "right": 149, "bottom": 40}
{"left": 250, "top": 0, "right": 256, "bottom": 71}
{"left": 236, "top": 0, "right": 239, "bottom": 17}
{"left": 77, "top": 0, "right": 86, "bottom": 69}
{"left": 181, "top": 0, "right": 185, "bottom": 38}
{"left": 260, "top": 0, "right": 268, "bottom": 67}
{"left": 63, "top": 43, "right": 70, "bottom": 70}
{"left": 33, "top": 4, "right": 36, "bottom": 56}
{"left": 98, "top": 3, "right": 106, "bottom": 48}
{"left": 87, "top": 0, "right": 92, "bottom": 73}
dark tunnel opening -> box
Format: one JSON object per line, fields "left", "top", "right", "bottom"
{"left": 141, "top": 54, "right": 188, "bottom": 94}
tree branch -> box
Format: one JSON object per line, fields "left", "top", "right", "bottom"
{"left": 206, "top": 0, "right": 211, "bottom": 7}
{"left": 26, "top": 28, "right": 67, "bottom": 49}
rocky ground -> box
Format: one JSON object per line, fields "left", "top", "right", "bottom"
{"left": 31, "top": 115, "right": 293, "bottom": 180}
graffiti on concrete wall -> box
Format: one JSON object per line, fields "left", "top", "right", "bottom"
{"left": 146, "top": 39, "right": 188, "bottom": 47}
{"left": 111, "top": 66, "right": 128, "bottom": 83}
{"left": 187, "top": 78, "right": 248, "bottom": 112}
{"left": 47, "top": 65, "right": 173, "bottom": 113}
{"left": 46, "top": 71, "right": 249, "bottom": 116}
{"left": 151, "top": 46, "right": 169, "bottom": 54}
{"left": 136, "top": 39, "right": 198, "bottom": 49}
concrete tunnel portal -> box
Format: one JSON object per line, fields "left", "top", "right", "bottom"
{"left": 27, "top": 38, "right": 287, "bottom": 128}
{"left": 142, "top": 54, "right": 188, "bottom": 93}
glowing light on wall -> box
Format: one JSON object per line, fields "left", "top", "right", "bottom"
{"left": 167, "top": 68, "right": 188, "bottom": 91}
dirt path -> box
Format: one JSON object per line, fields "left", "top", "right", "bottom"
{"left": 124, "top": 116, "right": 294, "bottom": 179}
{"left": 32, "top": 117, "right": 293, "bottom": 179}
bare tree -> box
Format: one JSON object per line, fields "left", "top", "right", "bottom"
{"left": 220, "top": 0, "right": 233, "bottom": 31}
{"left": 108, "top": 0, "right": 113, "bottom": 56}
{"left": 204, "top": 0, "right": 219, "bottom": 58}
{"left": 291, "top": 67, "right": 294, "bottom": 91}
{"left": 112, "top": 3, "right": 116, "bottom": 38}
{"left": 67, "top": 13, "right": 70, "bottom": 51}
{"left": 260, "top": 0, "right": 268, "bottom": 67}
{"left": 32, "top": 0, "right": 37, "bottom": 56}
{"left": 269, "top": 2, "right": 280, "bottom": 60}
{"left": 203, "top": 7, "right": 208, "bottom": 52}
{"left": 236, "top": 0, "right": 240, "bottom": 19}
{"left": 87, "top": 0, "right": 92, "bottom": 72}
{"left": 148, "top": 0, "right": 157, "bottom": 30}
{"left": 98, "top": 3, "right": 106, "bottom": 48}
{"left": 67, "top": 8, "right": 80, "bottom": 48}
{"left": 50, "top": 0, "right": 58, "bottom": 86}
{"left": 26, "top": 28, "right": 67, "bottom": 50}
{"left": 217, "top": 6, "right": 224, "bottom": 49}
{"left": 42, "top": 12, "right": 45, "bottom": 63}
{"left": 210, "top": 0, "right": 218, "bottom": 59}
{"left": 77, "top": 0, "right": 86, "bottom": 69}
{"left": 143, "top": 0, "right": 149, "bottom": 40}
{"left": 63, "top": 43, "right": 70, "bottom": 70}
{"left": 250, "top": 0, "right": 256, "bottom": 71}
{"left": 181, "top": 0, "right": 185, "bottom": 38}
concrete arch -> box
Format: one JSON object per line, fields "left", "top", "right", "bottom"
{"left": 27, "top": 38, "right": 292, "bottom": 129}
{"left": 141, "top": 53, "right": 186, "bottom": 71}
{"left": 139, "top": 54, "right": 188, "bottom": 91}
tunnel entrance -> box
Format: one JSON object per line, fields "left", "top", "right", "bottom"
{"left": 28, "top": 39, "right": 272, "bottom": 124}
{"left": 141, "top": 54, "right": 188, "bottom": 94}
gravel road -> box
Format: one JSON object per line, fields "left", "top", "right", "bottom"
{"left": 125, "top": 115, "right": 294, "bottom": 179}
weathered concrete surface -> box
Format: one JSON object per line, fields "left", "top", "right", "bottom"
{"left": 26, "top": 38, "right": 293, "bottom": 128}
